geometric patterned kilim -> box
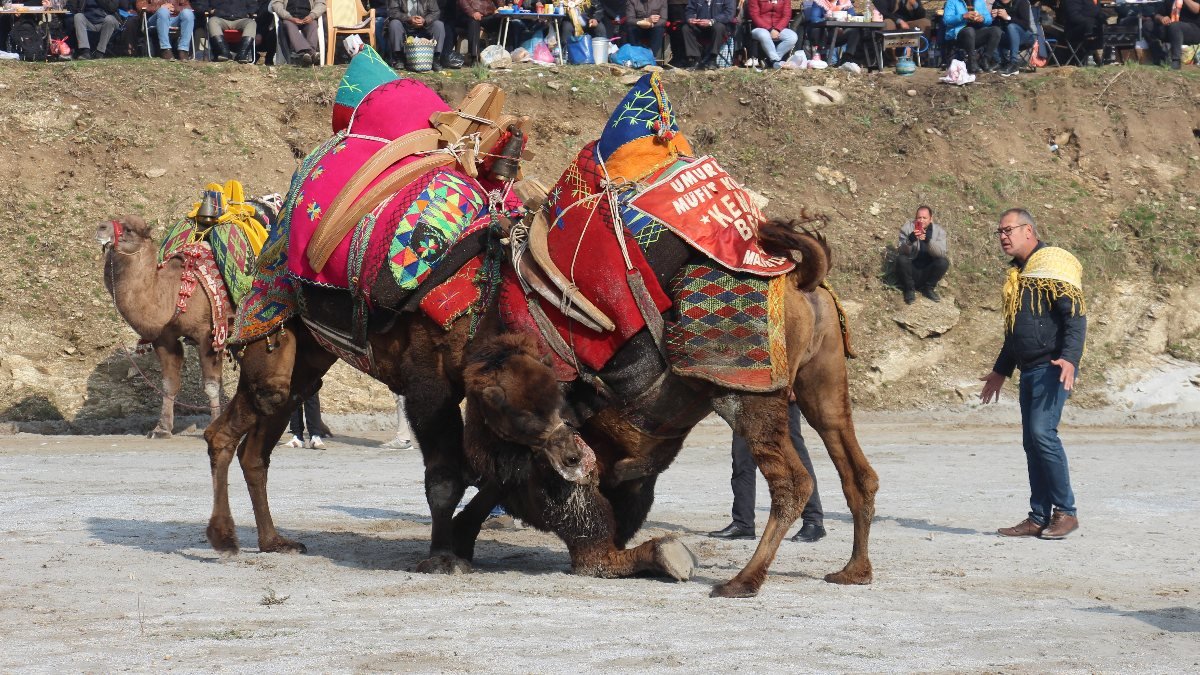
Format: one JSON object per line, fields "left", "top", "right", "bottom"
{"left": 388, "top": 168, "right": 487, "bottom": 291}
{"left": 665, "top": 263, "right": 789, "bottom": 392}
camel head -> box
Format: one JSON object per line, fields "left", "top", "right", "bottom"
{"left": 95, "top": 215, "right": 152, "bottom": 255}
{"left": 464, "top": 333, "right": 596, "bottom": 485}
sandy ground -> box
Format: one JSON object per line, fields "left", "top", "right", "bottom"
{"left": 1, "top": 410, "right": 1198, "bottom": 673}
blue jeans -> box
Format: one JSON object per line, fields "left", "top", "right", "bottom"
{"left": 1000, "top": 22, "right": 1033, "bottom": 64}
{"left": 155, "top": 6, "right": 194, "bottom": 50}
{"left": 1019, "top": 362, "right": 1076, "bottom": 525}
{"left": 751, "top": 27, "right": 798, "bottom": 64}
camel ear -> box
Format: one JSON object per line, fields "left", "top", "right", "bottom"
{"left": 481, "top": 385, "right": 507, "bottom": 411}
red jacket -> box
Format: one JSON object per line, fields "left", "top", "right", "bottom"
{"left": 748, "top": 0, "right": 790, "bottom": 30}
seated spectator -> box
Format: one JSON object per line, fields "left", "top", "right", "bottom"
{"left": 586, "top": 0, "right": 625, "bottom": 40}
{"left": 748, "top": 0, "right": 796, "bottom": 68}
{"left": 69, "top": 0, "right": 122, "bottom": 59}
{"left": 457, "top": 0, "right": 499, "bottom": 65}
{"left": 269, "top": 0, "right": 323, "bottom": 65}
{"left": 682, "top": 0, "right": 734, "bottom": 68}
{"left": 666, "top": 0, "right": 688, "bottom": 65}
{"left": 1150, "top": 0, "right": 1200, "bottom": 70}
{"left": 991, "top": 0, "right": 1033, "bottom": 75}
{"left": 943, "top": 0, "right": 1001, "bottom": 73}
{"left": 804, "top": 0, "right": 863, "bottom": 66}
{"left": 137, "top": 0, "right": 194, "bottom": 59}
{"left": 876, "top": 0, "right": 932, "bottom": 61}
{"left": 196, "top": 0, "right": 259, "bottom": 63}
{"left": 387, "top": 0, "right": 446, "bottom": 69}
{"left": 1058, "top": 0, "right": 1102, "bottom": 63}
{"left": 625, "top": 0, "right": 666, "bottom": 58}
{"left": 895, "top": 205, "right": 949, "bottom": 304}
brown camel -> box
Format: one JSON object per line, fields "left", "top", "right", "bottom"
{"left": 455, "top": 223, "right": 878, "bottom": 597}
{"left": 96, "top": 215, "right": 226, "bottom": 438}
{"left": 202, "top": 219, "right": 876, "bottom": 597}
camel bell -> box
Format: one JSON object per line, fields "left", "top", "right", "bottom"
{"left": 196, "top": 189, "right": 225, "bottom": 225}
{"left": 489, "top": 125, "right": 525, "bottom": 182}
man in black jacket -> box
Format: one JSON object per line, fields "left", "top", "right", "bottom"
{"left": 70, "top": 0, "right": 122, "bottom": 59}
{"left": 1150, "top": 0, "right": 1200, "bottom": 70}
{"left": 195, "top": 0, "right": 257, "bottom": 62}
{"left": 682, "top": 0, "right": 733, "bottom": 68}
{"left": 981, "top": 208, "right": 1086, "bottom": 541}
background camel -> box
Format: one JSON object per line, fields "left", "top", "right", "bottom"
{"left": 96, "top": 215, "right": 227, "bottom": 438}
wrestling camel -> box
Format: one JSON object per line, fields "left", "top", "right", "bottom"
{"left": 97, "top": 215, "right": 227, "bottom": 438}
{"left": 455, "top": 222, "right": 878, "bottom": 597}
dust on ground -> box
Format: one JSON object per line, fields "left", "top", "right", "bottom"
{"left": 2, "top": 412, "right": 1197, "bottom": 672}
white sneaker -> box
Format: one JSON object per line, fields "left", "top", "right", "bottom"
{"left": 306, "top": 434, "right": 325, "bottom": 450}
{"left": 745, "top": 57, "right": 758, "bottom": 68}
{"left": 380, "top": 436, "right": 413, "bottom": 450}
{"left": 283, "top": 435, "right": 303, "bottom": 448}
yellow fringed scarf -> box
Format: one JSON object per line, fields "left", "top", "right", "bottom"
{"left": 186, "top": 179, "right": 269, "bottom": 255}
{"left": 1002, "top": 246, "right": 1085, "bottom": 334}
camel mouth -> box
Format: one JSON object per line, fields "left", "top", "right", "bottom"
{"left": 544, "top": 433, "right": 597, "bottom": 484}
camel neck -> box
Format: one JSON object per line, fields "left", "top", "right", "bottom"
{"left": 105, "top": 242, "right": 181, "bottom": 341}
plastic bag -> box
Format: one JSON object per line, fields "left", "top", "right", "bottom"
{"left": 567, "top": 33, "right": 592, "bottom": 64}
{"left": 612, "top": 43, "right": 655, "bottom": 68}
{"left": 532, "top": 41, "right": 556, "bottom": 64}
{"left": 480, "top": 44, "right": 512, "bottom": 68}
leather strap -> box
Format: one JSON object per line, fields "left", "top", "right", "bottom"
{"left": 306, "top": 128, "right": 442, "bottom": 272}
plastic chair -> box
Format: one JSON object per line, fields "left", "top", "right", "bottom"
{"left": 142, "top": 11, "right": 197, "bottom": 58}
{"left": 325, "top": 0, "right": 375, "bottom": 65}
{"left": 273, "top": 9, "right": 326, "bottom": 65}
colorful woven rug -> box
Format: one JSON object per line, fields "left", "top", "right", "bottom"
{"left": 665, "top": 263, "right": 788, "bottom": 392}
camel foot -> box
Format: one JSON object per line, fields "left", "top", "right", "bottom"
{"left": 710, "top": 579, "right": 760, "bottom": 598}
{"left": 415, "top": 553, "right": 473, "bottom": 575}
{"left": 148, "top": 427, "right": 173, "bottom": 439}
{"left": 259, "top": 535, "right": 307, "bottom": 554}
{"left": 655, "top": 537, "right": 698, "bottom": 581}
{"left": 825, "top": 565, "right": 873, "bottom": 585}
{"left": 206, "top": 521, "right": 239, "bottom": 556}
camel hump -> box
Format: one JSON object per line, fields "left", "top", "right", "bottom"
{"left": 757, "top": 218, "right": 830, "bottom": 293}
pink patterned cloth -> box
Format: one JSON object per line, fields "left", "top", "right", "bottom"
{"left": 287, "top": 79, "right": 453, "bottom": 288}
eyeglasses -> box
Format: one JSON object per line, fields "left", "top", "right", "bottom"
{"left": 995, "top": 224, "right": 1027, "bottom": 238}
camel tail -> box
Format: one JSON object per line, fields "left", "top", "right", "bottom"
{"left": 758, "top": 213, "right": 831, "bottom": 293}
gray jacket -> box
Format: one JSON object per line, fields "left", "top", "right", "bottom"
{"left": 897, "top": 220, "right": 948, "bottom": 259}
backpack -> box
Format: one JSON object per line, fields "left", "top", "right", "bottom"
{"left": 10, "top": 21, "right": 48, "bottom": 62}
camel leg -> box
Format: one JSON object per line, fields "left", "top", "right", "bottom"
{"left": 240, "top": 328, "right": 335, "bottom": 554}
{"left": 563, "top": 485, "right": 696, "bottom": 581}
{"left": 710, "top": 392, "right": 808, "bottom": 598}
{"left": 407, "top": 384, "right": 472, "bottom": 574}
{"left": 793, "top": 349, "right": 878, "bottom": 585}
{"left": 204, "top": 381, "right": 255, "bottom": 555}
{"left": 150, "top": 338, "right": 184, "bottom": 438}
{"left": 451, "top": 482, "right": 504, "bottom": 561}
{"left": 604, "top": 474, "right": 660, "bottom": 549}
{"left": 199, "top": 345, "right": 224, "bottom": 425}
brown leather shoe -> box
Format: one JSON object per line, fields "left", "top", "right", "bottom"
{"left": 997, "top": 518, "right": 1044, "bottom": 537}
{"left": 1040, "top": 511, "right": 1079, "bottom": 540}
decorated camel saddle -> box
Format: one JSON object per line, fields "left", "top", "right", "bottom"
{"left": 154, "top": 179, "right": 275, "bottom": 352}
{"left": 232, "top": 46, "right": 536, "bottom": 369}
{"left": 500, "top": 72, "right": 796, "bottom": 392}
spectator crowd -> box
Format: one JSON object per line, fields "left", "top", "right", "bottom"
{"left": 2, "top": 0, "right": 1196, "bottom": 73}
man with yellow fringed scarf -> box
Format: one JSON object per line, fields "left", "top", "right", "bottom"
{"left": 980, "top": 208, "right": 1086, "bottom": 541}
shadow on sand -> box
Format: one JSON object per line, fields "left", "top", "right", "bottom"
{"left": 85, "top": 515, "right": 577, "bottom": 575}
{"left": 1079, "top": 605, "right": 1200, "bottom": 633}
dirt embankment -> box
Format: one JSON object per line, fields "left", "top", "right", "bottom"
{"left": 0, "top": 62, "right": 1198, "bottom": 431}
